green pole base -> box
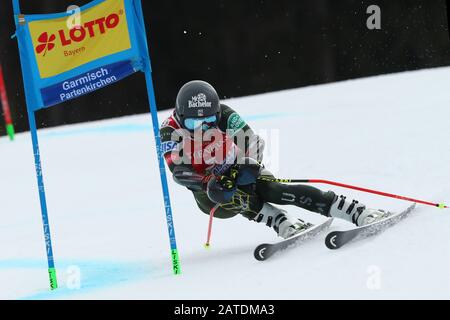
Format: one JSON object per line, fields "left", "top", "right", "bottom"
{"left": 6, "top": 124, "right": 14, "bottom": 141}
{"left": 48, "top": 268, "right": 58, "bottom": 290}
{"left": 438, "top": 203, "right": 447, "bottom": 209}
{"left": 171, "top": 249, "right": 181, "bottom": 275}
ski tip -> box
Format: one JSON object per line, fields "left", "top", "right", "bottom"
{"left": 325, "top": 232, "right": 341, "bottom": 250}
{"left": 437, "top": 203, "right": 448, "bottom": 209}
{"left": 254, "top": 244, "right": 270, "bottom": 261}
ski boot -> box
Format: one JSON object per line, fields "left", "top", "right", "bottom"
{"left": 253, "top": 203, "right": 313, "bottom": 239}
{"left": 328, "top": 195, "right": 389, "bottom": 226}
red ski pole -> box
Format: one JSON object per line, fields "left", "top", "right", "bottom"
{"left": 204, "top": 204, "right": 220, "bottom": 248}
{"left": 0, "top": 64, "right": 15, "bottom": 141}
{"left": 258, "top": 177, "right": 448, "bottom": 209}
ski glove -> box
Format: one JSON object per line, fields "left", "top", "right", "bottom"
{"left": 218, "top": 175, "right": 237, "bottom": 191}
{"left": 207, "top": 174, "right": 237, "bottom": 204}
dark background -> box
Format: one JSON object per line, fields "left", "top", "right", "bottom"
{"left": 1, "top": 0, "right": 449, "bottom": 135}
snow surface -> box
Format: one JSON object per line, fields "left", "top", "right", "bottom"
{"left": 1, "top": 67, "right": 449, "bottom": 300}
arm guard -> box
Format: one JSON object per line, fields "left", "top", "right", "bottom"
{"left": 172, "top": 165, "right": 207, "bottom": 191}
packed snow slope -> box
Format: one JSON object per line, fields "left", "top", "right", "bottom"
{"left": 1, "top": 67, "right": 449, "bottom": 300}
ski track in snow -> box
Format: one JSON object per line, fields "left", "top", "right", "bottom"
{"left": 1, "top": 67, "right": 450, "bottom": 299}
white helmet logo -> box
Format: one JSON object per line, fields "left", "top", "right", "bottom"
{"left": 188, "top": 93, "right": 212, "bottom": 108}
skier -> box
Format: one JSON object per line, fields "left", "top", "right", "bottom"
{"left": 160, "top": 80, "right": 389, "bottom": 239}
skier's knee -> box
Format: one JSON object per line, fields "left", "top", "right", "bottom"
{"left": 195, "top": 198, "right": 213, "bottom": 215}
{"left": 213, "top": 208, "right": 240, "bottom": 219}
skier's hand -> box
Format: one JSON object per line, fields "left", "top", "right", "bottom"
{"left": 228, "top": 165, "right": 240, "bottom": 180}
{"left": 226, "top": 160, "right": 261, "bottom": 186}
{"left": 216, "top": 165, "right": 240, "bottom": 190}
{"left": 207, "top": 175, "right": 237, "bottom": 204}
{"left": 217, "top": 175, "right": 236, "bottom": 191}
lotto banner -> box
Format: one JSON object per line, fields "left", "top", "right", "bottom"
{"left": 14, "top": 0, "right": 150, "bottom": 110}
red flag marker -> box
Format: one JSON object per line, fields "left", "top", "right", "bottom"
{"left": 0, "top": 64, "right": 15, "bottom": 141}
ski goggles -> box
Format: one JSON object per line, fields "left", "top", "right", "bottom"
{"left": 184, "top": 115, "right": 217, "bottom": 131}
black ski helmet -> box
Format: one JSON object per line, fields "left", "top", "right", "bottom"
{"left": 175, "top": 80, "right": 221, "bottom": 130}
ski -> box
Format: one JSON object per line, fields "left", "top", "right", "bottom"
{"left": 325, "top": 203, "right": 416, "bottom": 250}
{"left": 254, "top": 218, "right": 333, "bottom": 261}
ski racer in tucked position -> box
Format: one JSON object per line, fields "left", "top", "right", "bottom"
{"left": 160, "top": 80, "right": 389, "bottom": 239}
